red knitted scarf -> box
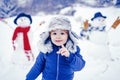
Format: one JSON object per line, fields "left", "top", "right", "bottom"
{"left": 12, "top": 26, "right": 31, "bottom": 51}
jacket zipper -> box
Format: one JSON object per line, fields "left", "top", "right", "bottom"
{"left": 56, "top": 54, "right": 59, "bottom": 80}
{"left": 56, "top": 47, "right": 60, "bottom": 80}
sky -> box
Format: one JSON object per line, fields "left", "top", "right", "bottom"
{"left": 0, "top": 0, "right": 120, "bottom": 18}
{"left": 0, "top": 1, "right": 120, "bottom": 80}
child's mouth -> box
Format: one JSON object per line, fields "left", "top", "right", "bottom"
{"left": 55, "top": 40, "right": 62, "bottom": 42}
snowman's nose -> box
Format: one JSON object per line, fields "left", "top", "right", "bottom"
{"left": 101, "top": 19, "right": 105, "bottom": 22}
{"left": 21, "top": 18, "right": 24, "bottom": 21}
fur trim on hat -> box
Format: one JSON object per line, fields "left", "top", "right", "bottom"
{"left": 37, "top": 16, "right": 79, "bottom": 54}
{"left": 37, "top": 31, "right": 78, "bottom": 54}
{"left": 48, "top": 16, "right": 71, "bottom": 31}
{"left": 37, "top": 32, "right": 53, "bottom": 53}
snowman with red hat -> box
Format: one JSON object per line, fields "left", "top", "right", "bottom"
{"left": 12, "top": 13, "right": 34, "bottom": 65}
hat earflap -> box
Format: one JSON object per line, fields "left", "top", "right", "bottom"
{"left": 65, "top": 31, "right": 79, "bottom": 53}
{"left": 69, "top": 31, "right": 78, "bottom": 44}
{"left": 65, "top": 40, "right": 77, "bottom": 53}
{"left": 37, "top": 32, "right": 53, "bottom": 53}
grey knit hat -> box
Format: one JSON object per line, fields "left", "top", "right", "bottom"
{"left": 38, "top": 16, "right": 79, "bottom": 54}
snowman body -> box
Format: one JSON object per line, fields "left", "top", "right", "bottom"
{"left": 89, "top": 30, "right": 108, "bottom": 45}
{"left": 88, "top": 17, "right": 111, "bottom": 60}
{"left": 86, "top": 17, "right": 111, "bottom": 77}
{"left": 78, "top": 14, "right": 112, "bottom": 79}
{"left": 12, "top": 16, "right": 33, "bottom": 65}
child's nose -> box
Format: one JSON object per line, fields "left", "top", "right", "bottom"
{"left": 56, "top": 35, "right": 61, "bottom": 39}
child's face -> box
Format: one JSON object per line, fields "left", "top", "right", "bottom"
{"left": 50, "top": 29, "right": 68, "bottom": 46}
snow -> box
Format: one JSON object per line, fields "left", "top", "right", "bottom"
{"left": 0, "top": 6, "right": 120, "bottom": 80}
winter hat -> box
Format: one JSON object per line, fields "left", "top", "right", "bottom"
{"left": 91, "top": 12, "right": 106, "bottom": 21}
{"left": 14, "top": 13, "right": 32, "bottom": 25}
{"left": 48, "top": 17, "right": 71, "bottom": 31}
{"left": 38, "top": 16, "right": 79, "bottom": 53}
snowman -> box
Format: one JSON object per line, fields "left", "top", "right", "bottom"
{"left": 77, "top": 12, "right": 114, "bottom": 80}
{"left": 80, "top": 12, "right": 112, "bottom": 60}
{"left": 12, "top": 13, "right": 34, "bottom": 65}
{"left": 89, "top": 12, "right": 109, "bottom": 45}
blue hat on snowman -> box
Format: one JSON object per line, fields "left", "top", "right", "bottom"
{"left": 91, "top": 12, "right": 106, "bottom": 21}
{"left": 14, "top": 13, "right": 32, "bottom": 25}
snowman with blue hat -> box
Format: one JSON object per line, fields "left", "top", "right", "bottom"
{"left": 80, "top": 12, "right": 108, "bottom": 43}
{"left": 78, "top": 12, "right": 112, "bottom": 79}
{"left": 12, "top": 13, "right": 34, "bottom": 64}
{"left": 88, "top": 12, "right": 108, "bottom": 45}
{"left": 80, "top": 12, "right": 120, "bottom": 43}
{"left": 81, "top": 12, "right": 112, "bottom": 60}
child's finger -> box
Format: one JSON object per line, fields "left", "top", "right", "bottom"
{"left": 57, "top": 45, "right": 64, "bottom": 53}
{"left": 61, "top": 44, "right": 65, "bottom": 48}
{"left": 57, "top": 48, "right": 61, "bottom": 54}
{"left": 61, "top": 50, "right": 66, "bottom": 54}
{"left": 61, "top": 53, "right": 65, "bottom": 56}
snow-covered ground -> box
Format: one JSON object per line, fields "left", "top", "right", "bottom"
{"left": 0, "top": 6, "right": 120, "bottom": 80}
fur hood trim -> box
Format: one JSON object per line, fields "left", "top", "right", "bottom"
{"left": 37, "top": 31, "right": 79, "bottom": 54}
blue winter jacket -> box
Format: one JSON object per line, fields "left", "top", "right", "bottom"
{"left": 26, "top": 45, "right": 85, "bottom": 80}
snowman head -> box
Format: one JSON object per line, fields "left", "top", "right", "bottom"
{"left": 91, "top": 12, "right": 106, "bottom": 27}
{"left": 14, "top": 13, "right": 32, "bottom": 27}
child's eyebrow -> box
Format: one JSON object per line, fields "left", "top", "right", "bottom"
{"left": 50, "top": 30, "right": 56, "bottom": 33}
{"left": 50, "top": 30, "right": 68, "bottom": 33}
{"left": 61, "top": 30, "right": 68, "bottom": 33}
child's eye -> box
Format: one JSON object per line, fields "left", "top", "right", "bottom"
{"left": 53, "top": 33, "right": 57, "bottom": 35}
{"left": 61, "top": 32, "right": 65, "bottom": 35}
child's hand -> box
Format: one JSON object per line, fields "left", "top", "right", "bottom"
{"left": 57, "top": 44, "right": 70, "bottom": 57}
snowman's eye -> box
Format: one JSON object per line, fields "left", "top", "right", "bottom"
{"left": 98, "top": 19, "right": 101, "bottom": 21}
